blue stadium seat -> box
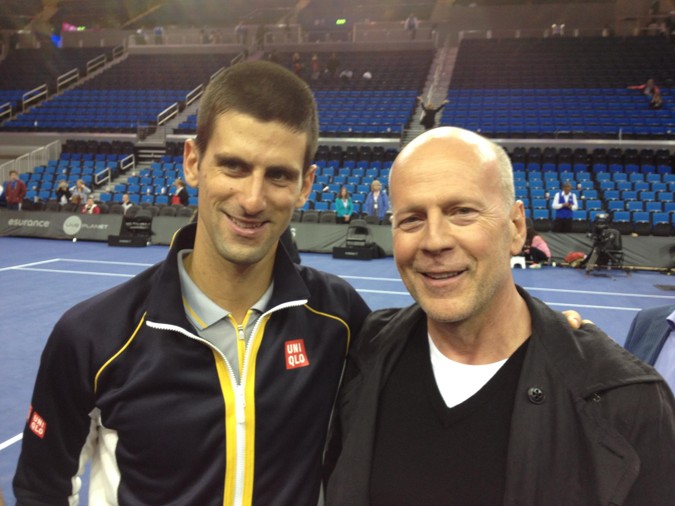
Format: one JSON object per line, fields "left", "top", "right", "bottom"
{"left": 607, "top": 200, "right": 625, "bottom": 212}
{"left": 626, "top": 201, "right": 644, "bottom": 212}
{"left": 585, "top": 199, "right": 602, "bottom": 211}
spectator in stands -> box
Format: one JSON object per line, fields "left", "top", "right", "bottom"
{"left": 334, "top": 186, "right": 354, "bottom": 223}
{"left": 625, "top": 304, "right": 675, "bottom": 393}
{"left": 310, "top": 53, "right": 321, "bottom": 81}
{"left": 80, "top": 197, "right": 100, "bottom": 215}
{"left": 171, "top": 178, "right": 189, "bottom": 206}
{"left": 121, "top": 193, "right": 134, "bottom": 214}
{"left": 522, "top": 219, "right": 551, "bottom": 265}
{"left": 153, "top": 25, "right": 165, "bottom": 44}
{"left": 13, "top": 60, "right": 371, "bottom": 505}
{"left": 55, "top": 180, "right": 72, "bottom": 206}
{"left": 363, "top": 179, "right": 389, "bottom": 222}
{"left": 650, "top": 89, "right": 663, "bottom": 109}
{"left": 69, "top": 179, "right": 91, "bottom": 206}
{"left": 551, "top": 181, "right": 578, "bottom": 233}
{"left": 291, "top": 52, "right": 303, "bottom": 77}
{"left": 417, "top": 95, "right": 449, "bottom": 130}
{"left": 234, "top": 20, "right": 247, "bottom": 45}
{"left": 4, "top": 170, "right": 26, "bottom": 210}
{"left": 324, "top": 126, "right": 675, "bottom": 505}
{"left": 403, "top": 13, "right": 419, "bottom": 40}
{"left": 628, "top": 78, "right": 660, "bottom": 98}
{"left": 325, "top": 52, "right": 340, "bottom": 79}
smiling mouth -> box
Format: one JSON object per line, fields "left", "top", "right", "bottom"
{"left": 423, "top": 271, "right": 464, "bottom": 280}
{"left": 228, "top": 214, "right": 265, "bottom": 229}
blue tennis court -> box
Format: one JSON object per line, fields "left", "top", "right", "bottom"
{"left": 1, "top": 236, "right": 673, "bottom": 503}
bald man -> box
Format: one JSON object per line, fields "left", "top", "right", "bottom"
{"left": 324, "top": 127, "right": 675, "bottom": 505}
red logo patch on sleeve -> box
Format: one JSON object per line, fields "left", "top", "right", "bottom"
{"left": 285, "top": 339, "right": 310, "bottom": 370}
{"left": 29, "top": 410, "right": 47, "bottom": 439}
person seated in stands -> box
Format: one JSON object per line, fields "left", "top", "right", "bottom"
{"left": 521, "top": 219, "right": 551, "bottom": 266}
{"left": 56, "top": 181, "right": 72, "bottom": 206}
{"left": 121, "top": 193, "right": 134, "bottom": 215}
{"left": 171, "top": 179, "right": 189, "bottom": 206}
{"left": 81, "top": 197, "right": 100, "bottom": 215}
{"left": 363, "top": 179, "right": 389, "bottom": 223}
{"left": 628, "top": 78, "right": 660, "bottom": 98}
{"left": 650, "top": 89, "right": 663, "bottom": 109}
{"left": 334, "top": 186, "right": 354, "bottom": 224}
{"left": 70, "top": 179, "right": 91, "bottom": 206}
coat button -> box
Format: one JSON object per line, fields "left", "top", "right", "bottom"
{"left": 527, "top": 386, "right": 546, "bottom": 404}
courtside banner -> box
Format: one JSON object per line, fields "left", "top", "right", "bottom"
{"left": 0, "top": 210, "right": 123, "bottom": 241}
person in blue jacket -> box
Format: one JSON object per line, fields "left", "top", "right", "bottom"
{"left": 334, "top": 185, "right": 354, "bottom": 223}
{"left": 363, "top": 179, "right": 389, "bottom": 222}
{"left": 14, "top": 60, "right": 371, "bottom": 506}
{"left": 625, "top": 304, "right": 675, "bottom": 392}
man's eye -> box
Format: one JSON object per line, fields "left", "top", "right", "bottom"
{"left": 452, "top": 208, "right": 479, "bottom": 223}
{"left": 268, "top": 170, "right": 294, "bottom": 183}
{"left": 397, "top": 216, "right": 422, "bottom": 230}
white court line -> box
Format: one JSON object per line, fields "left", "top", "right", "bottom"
{"left": 343, "top": 276, "right": 675, "bottom": 300}
{"left": 356, "top": 289, "right": 644, "bottom": 311}
{"left": 0, "top": 433, "right": 22, "bottom": 451}
{"left": 60, "top": 259, "right": 155, "bottom": 267}
{"left": 0, "top": 258, "right": 61, "bottom": 272}
{"left": 341, "top": 275, "right": 402, "bottom": 282}
{"left": 16, "top": 267, "right": 134, "bottom": 278}
{"left": 545, "top": 302, "right": 641, "bottom": 311}
{"left": 524, "top": 286, "right": 675, "bottom": 300}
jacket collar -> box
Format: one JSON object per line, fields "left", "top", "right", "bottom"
{"left": 145, "top": 223, "right": 310, "bottom": 328}
{"left": 362, "top": 287, "right": 659, "bottom": 396}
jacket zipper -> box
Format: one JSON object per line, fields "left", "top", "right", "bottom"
{"left": 147, "top": 298, "right": 308, "bottom": 506}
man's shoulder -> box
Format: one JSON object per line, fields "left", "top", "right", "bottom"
{"left": 61, "top": 262, "right": 161, "bottom": 329}
{"left": 296, "top": 264, "right": 356, "bottom": 292}
{"left": 635, "top": 304, "right": 674, "bottom": 322}
{"left": 356, "top": 305, "right": 422, "bottom": 348}
{"left": 527, "top": 293, "right": 660, "bottom": 388}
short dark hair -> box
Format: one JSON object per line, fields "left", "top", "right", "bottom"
{"left": 195, "top": 60, "right": 319, "bottom": 172}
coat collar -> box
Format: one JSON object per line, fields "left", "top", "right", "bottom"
{"left": 146, "top": 223, "right": 310, "bottom": 328}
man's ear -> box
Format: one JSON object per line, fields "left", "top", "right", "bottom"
{"left": 183, "top": 139, "right": 200, "bottom": 188}
{"left": 296, "top": 164, "right": 317, "bottom": 209}
{"left": 510, "top": 200, "right": 527, "bottom": 255}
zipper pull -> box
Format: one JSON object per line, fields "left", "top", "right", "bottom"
{"left": 237, "top": 324, "right": 245, "bottom": 341}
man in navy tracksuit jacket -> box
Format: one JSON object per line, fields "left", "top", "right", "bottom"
{"left": 14, "top": 61, "right": 371, "bottom": 505}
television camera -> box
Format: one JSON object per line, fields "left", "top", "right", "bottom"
{"left": 584, "top": 213, "right": 624, "bottom": 273}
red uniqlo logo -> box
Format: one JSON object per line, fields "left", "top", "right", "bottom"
{"left": 29, "top": 410, "right": 47, "bottom": 439}
{"left": 285, "top": 339, "right": 310, "bottom": 370}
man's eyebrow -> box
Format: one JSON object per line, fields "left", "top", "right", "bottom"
{"left": 213, "top": 153, "right": 251, "bottom": 167}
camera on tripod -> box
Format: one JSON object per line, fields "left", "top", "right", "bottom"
{"left": 584, "top": 212, "right": 624, "bottom": 273}
{"left": 587, "top": 212, "right": 612, "bottom": 248}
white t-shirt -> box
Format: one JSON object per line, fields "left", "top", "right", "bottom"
{"left": 429, "top": 334, "right": 508, "bottom": 408}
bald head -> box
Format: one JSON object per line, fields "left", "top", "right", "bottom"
{"left": 390, "top": 127, "right": 514, "bottom": 212}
